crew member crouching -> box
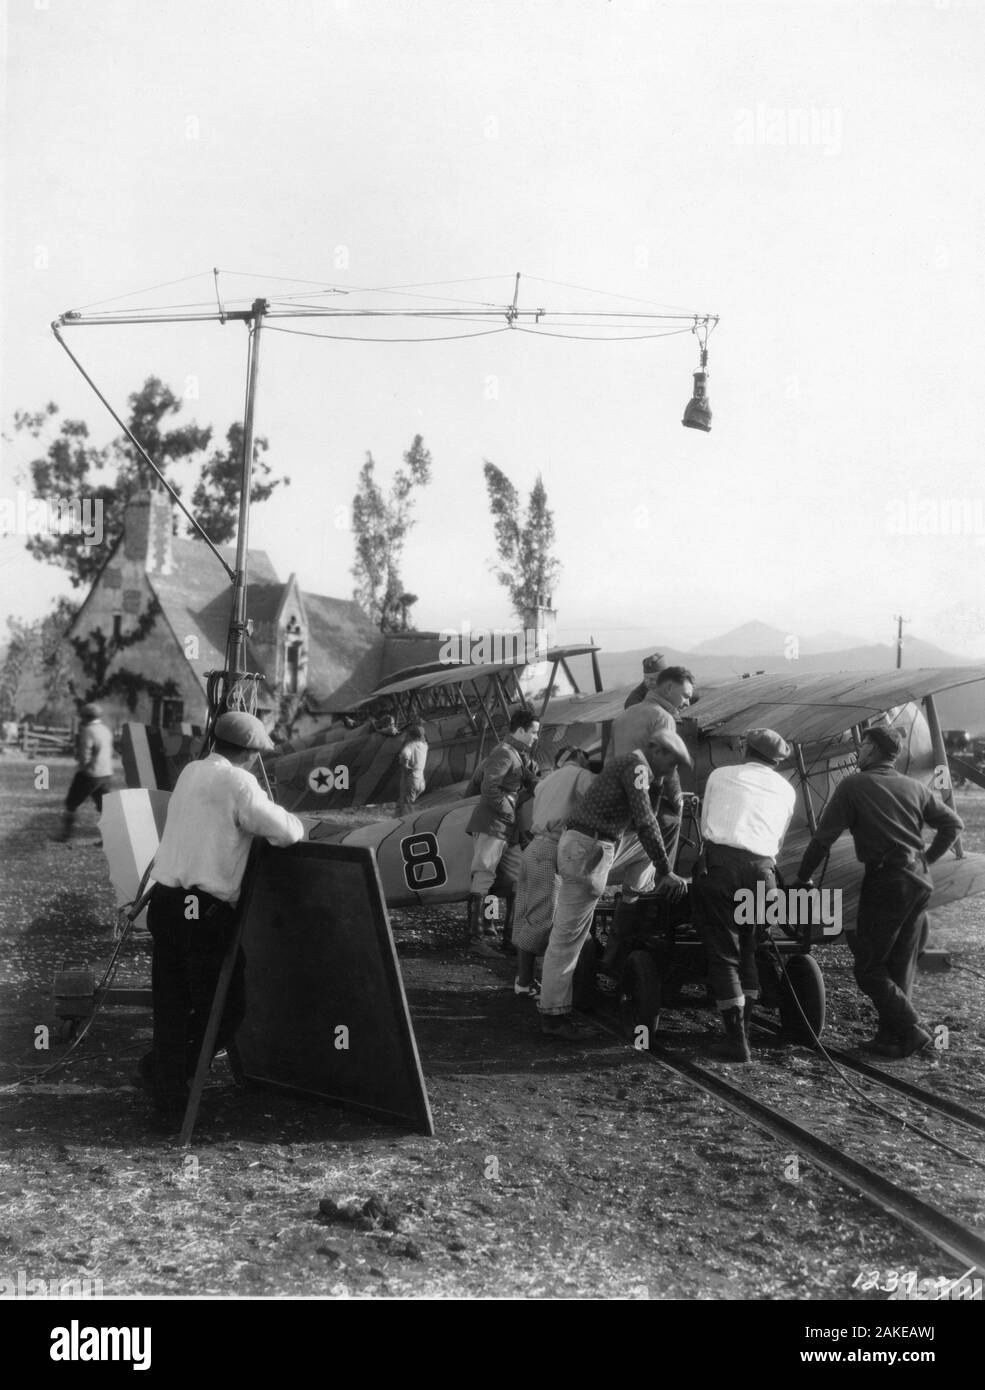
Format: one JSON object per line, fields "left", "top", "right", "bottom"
{"left": 692, "top": 728, "right": 796, "bottom": 1063}
{"left": 139, "top": 711, "right": 305, "bottom": 1129}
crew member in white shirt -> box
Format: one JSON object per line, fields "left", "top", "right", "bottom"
{"left": 140, "top": 711, "right": 305, "bottom": 1127}
{"left": 395, "top": 723, "right": 429, "bottom": 815}
{"left": 693, "top": 728, "right": 796, "bottom": 1063}
{"left": 60, "top": 702, "right": 115, "bottom": 840}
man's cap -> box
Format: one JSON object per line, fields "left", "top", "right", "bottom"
{"left": 642, "top": 652, "right": 667, "bottom": 674}
{"left": 862, "top": 724, "right": 904, "bottom": 760}
{"left": 80, "top": 703, "right": 102, "bottom": 721}
{"left": 214, "top": 710, "right": 273, "bottom": 752}
{"left": 744, "top": 728, "right": 791, "bottom": 764}
{"left": 646, "top": 728, "right": 693, "bottom": 769}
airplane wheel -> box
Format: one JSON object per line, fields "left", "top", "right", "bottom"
{"left": 619, "top": 951, "right": 662, "bottom": 1048}
{"left": 573, "top": 937, "right": 598, "bottom": 1011}
{"left": 778, "top": 954, "right": 825, "bottom": 1042}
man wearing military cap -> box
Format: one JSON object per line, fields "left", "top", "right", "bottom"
{"left": 140, "top": 710, "right": 305, "bottom": 1127}
{"left": 796, "top": 723, "right": 962, "bottom": 1059}
{"left": 693, "top": 727, "right": 797, "bottom": 1062}
{"left": 59, "top": 702, "right": 114, "bottom": 840}
{"left": 623, "top": 652, "right": 668, "bottom": 710}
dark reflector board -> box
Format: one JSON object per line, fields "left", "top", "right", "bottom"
{"left": 234, "top": 840, "right": 433, "bottom": 1134}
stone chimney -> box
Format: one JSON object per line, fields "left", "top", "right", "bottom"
{"left": 123, "top": 488, "right": 174, "bottom": 575}
{"left": 521, "top": 593, "right": 557, "bottom": 654}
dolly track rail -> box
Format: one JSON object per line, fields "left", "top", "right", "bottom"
{"left": 750, "top": 1015, "right": 985, "bottom": 1136}
{"left": 591, "top": 1018, "right": 985, "bottom": 1275}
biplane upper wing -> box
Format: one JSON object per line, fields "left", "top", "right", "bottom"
{"left": 543, "top": 666, "right": 985, "bottom": 743}
{"left": 683, "top": 666, "right": 985, "bottom": 741}
{"left": 538, "top": 684, "right": 639, "bottom": 728}
{"left": 361, "top": 644, "right": 601, "bottom": 703}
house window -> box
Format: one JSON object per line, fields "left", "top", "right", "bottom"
{"left": 285, "top": 640, "right": 303, "bottom": 695}
{"left": 123, "top": 590, "right": 142, "bottom": 614}
{"left": 151, "top": 696, "right": 185, "bottom": 730}
{"left": 113, "top": 614, "right": 123, "bottom": 641}
{"left": 283, "top": 615, "right": 305, "bottom": 696}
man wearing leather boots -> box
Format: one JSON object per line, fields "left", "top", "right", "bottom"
{"left": 693, "top": 728, "right": 797, "bottom": 1064}
{"left": 465, "top": 710, "right": 540, "bottom": 945}
{"left": 795, "top": 724, "right": 962, "bottom": 1059}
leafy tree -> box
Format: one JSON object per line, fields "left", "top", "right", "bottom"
{"left": 0, "top": 597, "right": 78, "bottom": 720}
{"left": 190, "top": 422, "right": 287, "bottom": 545}
{"left": 13, "top": 378, "right": 288, "bottom": 586}
{"left": 482, "top": 462, "right": 562, "bottom": 620}
{"left": 351, "top": 435, "right": 432, "bottom": 631}
{"left": 0, "top": 617, "right": 33, "bottom": 720}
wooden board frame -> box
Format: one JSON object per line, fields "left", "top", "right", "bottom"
{"left": 233, "top": 839, "right": 433, "bottom": 1135}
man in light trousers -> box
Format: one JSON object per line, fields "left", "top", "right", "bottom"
{"left": 539, "top": 730, "right": 692, "bottom": 1040}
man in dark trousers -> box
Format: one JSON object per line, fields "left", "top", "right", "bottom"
{"left": 795, "top": 724, "right": 963, "bottom": 1058}
{"left": 140, "top": 711, "right": 305, "bottom": 1128}
{"left": 60, "top": 702, "right": 114, "bottom": 840}
{"left": 692, "top": 729, "right": 796, "bottom": 1063}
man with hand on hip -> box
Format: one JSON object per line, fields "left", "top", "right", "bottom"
{"left": 796, "top": 723, "right": 962, "bottom": 1059}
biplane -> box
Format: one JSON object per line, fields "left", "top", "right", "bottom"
{"left": 120, "top": 644, "right": 603, "bottom": 808}
{"left": 309, "top": 665, "right": 985, "bottom": 913}
{"left": 297, "top": 663, "right": 985, "bottom": 1037}
{"left": 104, "top": 659, "right": 985, "bottom": 1044}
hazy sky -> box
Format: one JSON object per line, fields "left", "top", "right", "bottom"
{"left": 3, "top": 0, "right": 984, "bottom": 661}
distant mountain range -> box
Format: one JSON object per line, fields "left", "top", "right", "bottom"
{"left": 596, "top": 621, "right": 985, "bottom": 733}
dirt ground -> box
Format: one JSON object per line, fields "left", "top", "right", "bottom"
{"left": 1, "top": 754, "right": 983, "bottom": 1301}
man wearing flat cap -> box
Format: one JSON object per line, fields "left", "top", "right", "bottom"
{"left": 140, "top": 710, "right": 305, "bottom": 1127}
{"left": 796, "top": 723, "right": 962, "bottom": 1059}
{"left": 693, "top": 728, "right": 797, "bottom": 1062}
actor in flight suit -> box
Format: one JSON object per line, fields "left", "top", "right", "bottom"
{"left": 796, "top": 724, "right": 962, "bottom": 1058}
{"left": 464, "top": 710, "right": 540, "bottom": 937}
{"left": 692, "top": 729, "right": 796, "bottom": 1063}
{"left": 139, "top": 711, "right": 305, "bottom": 1127}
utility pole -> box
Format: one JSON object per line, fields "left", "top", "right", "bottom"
{"left": 893, "top": 614, "right": 908, "bottom": 669}
{"left": 226, "top": 298, "right": 268, "bottom": 679}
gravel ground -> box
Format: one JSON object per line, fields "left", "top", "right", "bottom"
{"left": 1, "top": 754, "right": 983, "bottom": 1301}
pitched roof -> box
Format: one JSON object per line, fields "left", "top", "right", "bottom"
{"left": 148, "top": 538, "right": 281, "bottom": 691}
{"left": 299, "top": 591, "right": 385, "bottom": 710}
{"left": 377, "top": 632, "right": 446, "bottom": 681}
